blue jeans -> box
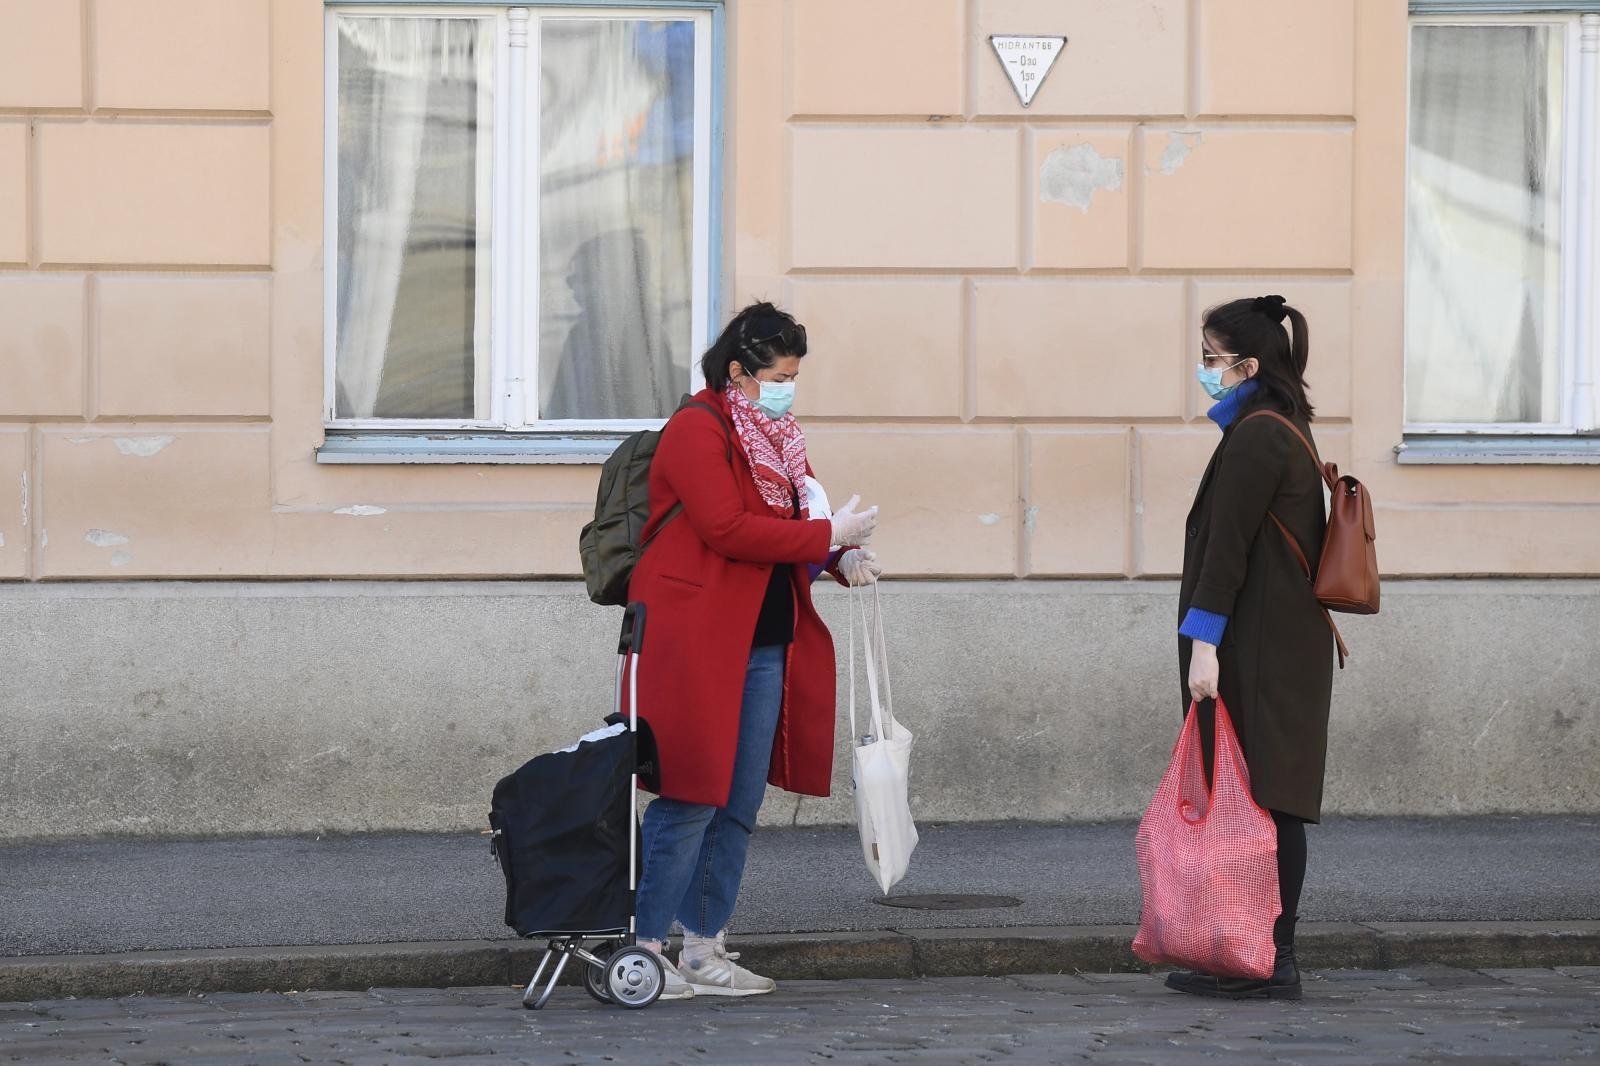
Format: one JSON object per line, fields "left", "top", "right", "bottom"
{"left": 635, "top": 644, "right": 784, "bottom": 941}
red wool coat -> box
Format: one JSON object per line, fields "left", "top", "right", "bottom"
{"left": 626, "top": 388, "right": 841, "bottom": 808}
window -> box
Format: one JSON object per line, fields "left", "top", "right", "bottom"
{"left": 1406, "top": 10, "right": 1600, "bottom": 437}
{"left": 324, "top": 4, "right": 716, "bottom": 435}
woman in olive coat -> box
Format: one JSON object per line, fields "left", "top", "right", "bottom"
{"left": 1167, "top": 295, "right": 1334, "bottom": 1001}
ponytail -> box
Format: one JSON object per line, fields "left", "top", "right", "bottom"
{"left": 1284, "top": 304, "right": 1310, "bottom": 378}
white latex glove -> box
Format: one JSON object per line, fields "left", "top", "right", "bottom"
{"left": 829, "top": 494, "right": 879, "bottom": 547}
{"left": 839, "top": 548, "right": 881, "bottom": 587}
{"left": 1188, "top": 641, "right": 1220, "bottom": 703}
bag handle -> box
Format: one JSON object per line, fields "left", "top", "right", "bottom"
{"left": 847, "top": 584, "right": 893, "bottom": 745}
{"left": 873, "top": 584, "right": 895, "bottom": 728}
{"left": 865, "top": 584, "right": 895, "bottom": 733}
{"left": 1191, "top": 697, "right": 1257, "bottom": 809}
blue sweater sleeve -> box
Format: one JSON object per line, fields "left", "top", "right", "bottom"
{"left": 1179, "top": 607, "right": 1228, "bottom": 646}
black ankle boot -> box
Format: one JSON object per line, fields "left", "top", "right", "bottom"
{"left": 1164, "top": 945, "right": 1302, "bottom": 1001}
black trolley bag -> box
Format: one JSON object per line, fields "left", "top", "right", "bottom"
{"left": 488, "top": 602, "right": 666, "bottom": 1010}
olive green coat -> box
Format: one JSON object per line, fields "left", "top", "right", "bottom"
{"left": 1177, "top": 398, "right": 1335, "bottom": 823}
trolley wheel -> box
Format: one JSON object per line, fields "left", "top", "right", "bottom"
{"left": 604, "top": 947, "right": 664, "bottom": 1009}
{"left": 583, "top": 942, "right": 621, "bottom": 1005}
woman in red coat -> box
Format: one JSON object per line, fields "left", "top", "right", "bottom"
{"left": 628, "top": 302, "right": 880, "bottom": 1000}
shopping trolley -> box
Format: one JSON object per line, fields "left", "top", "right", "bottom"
{"left": 488, "top": 602, "right": 664, "bottom": 1009}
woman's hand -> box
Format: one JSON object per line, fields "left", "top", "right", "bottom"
{"left": 830, "top": 494, "right": 879, "bottom": 547}
{"left": 839, "top": 548, "right": 881, "bottom": 587}
{"left": 1188, "top": 640, "right": 1220, "bottom": 703}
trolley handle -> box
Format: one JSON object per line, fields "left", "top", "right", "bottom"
{"left": 619, "top": 602, "right": 648, "bottom": 657}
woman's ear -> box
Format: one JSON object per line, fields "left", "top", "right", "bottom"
{"left": 1243, "top": 357, "right": 1261, "bottom": 380}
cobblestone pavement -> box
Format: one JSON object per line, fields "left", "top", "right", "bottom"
{"left": 2, "top": 967, "right": 1597, "bottom": 1065}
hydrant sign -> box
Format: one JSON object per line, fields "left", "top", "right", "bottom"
{"left": 989, "top": 35, "right": 1066, "bottom": 108}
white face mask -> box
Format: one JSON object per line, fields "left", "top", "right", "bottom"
{"left": 755, "top": 380, "right": 796, "bottom": 418}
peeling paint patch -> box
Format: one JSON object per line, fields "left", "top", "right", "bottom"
{"left": 0, "top": 532, "right": 6, "bottom": 547}
{"left": 68, "top": 436, "right": 96, "bottom": 445}
{"left": 86, "top": 529, "right": 130, "bottom": 548}
{"left": 1023, "top": 506, "right": 1040, "bottom": 534}
{"left": 114, "top": 436, "right": 176, "bottom": 457}
{"left": 1159, "top": 131, "right": 1203, "bottom": 176}
{"left": 977, "top": 513, "right": 1002, "bottom": 526}
{"left": 111, "top": 551, "right": 133, "bottom": 567}
{"left": 19, "top": 472, "right": 27, "bottom": 529}
{"left": 40, "top": 529, "right": 48, "bottom": 547}
{"left": 1040, "top": 143, "right": 1124, "bottom": 212}
{"left": 335, "top": 505, "right": 388, "bottom": 517}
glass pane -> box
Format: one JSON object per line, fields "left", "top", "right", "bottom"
{"left": 1406, "top": 24, "right": 1564, "bottom": 426}
{"left": 538, "top": 19, "right": 697, "bottom": 421}
{"left": 336, "top": 16, "right": 492, "bottom": 420}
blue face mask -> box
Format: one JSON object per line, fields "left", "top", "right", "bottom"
{"left": 1196, "top": 360, "right": 1247, "bottom": 401}
{"left": 755, "top": 380, "right": 796, "bottom": 419}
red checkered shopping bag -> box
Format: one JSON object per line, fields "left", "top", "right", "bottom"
{"left": 1132, "top": 698, "right": 1280, "bottom": 980}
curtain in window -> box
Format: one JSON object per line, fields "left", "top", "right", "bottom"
{"left": 336, "top": 17, "right": 491, "bottom": 420}
{"left": 538, "top": 19, "right": 696, "bottom": 422}
{"left": 1407, "top": 24, "right": 1564, "bottom": 426}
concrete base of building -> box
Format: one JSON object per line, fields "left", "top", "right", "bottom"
{"left": 1, "top": 579, "right": 1596, "bottom": 841}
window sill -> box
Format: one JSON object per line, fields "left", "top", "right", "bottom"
{"left": 1395, "top": 435, "right": 1600, "bottom": 465}
{"left": 316, "top": 432, "right": 627, "bottom": 465}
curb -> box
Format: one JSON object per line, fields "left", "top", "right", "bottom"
{"left": 4, "top": 922, "right": 1599, "bottom": 1001}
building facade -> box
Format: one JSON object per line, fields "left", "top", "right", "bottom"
{"left": 2, "top": 0, "right": 1597, "bottom": 839}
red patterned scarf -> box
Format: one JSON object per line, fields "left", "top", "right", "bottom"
{"left": 725, "top": 383, "right": 810, "bottom": 518}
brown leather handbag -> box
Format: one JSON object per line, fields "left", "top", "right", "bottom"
{"left": 1242, "top": 411, "right": 1380, "bottom": 668}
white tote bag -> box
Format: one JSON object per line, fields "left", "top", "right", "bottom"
{"left": 847, "top": 584, "right": 918, "bottom": 894}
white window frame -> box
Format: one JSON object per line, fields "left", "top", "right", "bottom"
{"left": 322, "top": 3, "right": 714, "bottom": 434}
{"left": 1405, "top": 10, "right": 1600, "bottom": 436}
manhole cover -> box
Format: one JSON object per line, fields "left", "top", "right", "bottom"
{"left": 873, "top": 894, "right": 1023, "bottom": 911}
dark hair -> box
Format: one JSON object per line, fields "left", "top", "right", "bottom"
{"left": 700, "top": 302, "right": 807, "bottom": 390}
{"left": 1201, "top": 295, "right": 1314, "bottom": 420}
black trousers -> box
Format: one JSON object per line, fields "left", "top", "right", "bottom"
{"left": 1271, "top": 810, "right": 1307, "bottom": 948}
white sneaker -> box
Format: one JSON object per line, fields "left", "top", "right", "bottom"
{"left": 676, "top": 931, "right": 776, "bottom": 997}
{"left": 633, "top": 942, "right": 694, "bottom": 1001}
{"left": 657, "top": 955, "right": 696, "bottom": 1002}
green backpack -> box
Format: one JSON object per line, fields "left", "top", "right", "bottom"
{"left": 579, "top": 397, "right": 732, "bottom": 606}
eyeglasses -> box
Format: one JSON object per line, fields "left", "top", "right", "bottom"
{"left": 1199, "top": 350, "right": 1248, "bottom": 369}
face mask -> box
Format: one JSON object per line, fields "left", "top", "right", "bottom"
{"left": 1196, "top": 360, "right": 1247, "bottom": 401}
{"left": 754, "top": 380, "right": 796, "bottom": 419}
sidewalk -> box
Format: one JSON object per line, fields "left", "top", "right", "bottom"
{"left": 2, "top": 817, "right": 1597, "bottom": 999}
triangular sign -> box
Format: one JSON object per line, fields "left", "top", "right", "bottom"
{"left": 989, "top": 35, "right": 1066, "bottom": 108}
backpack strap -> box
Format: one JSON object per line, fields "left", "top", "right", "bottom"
{"left": 1241, "top": 409, "right": 1348, "bottom": 669}
{"left": 639, "top": 399, "right": 734, "bottom": 551}
{"left": 680, "top": 399, "right": 734, "bottom": 462}
{"left": 1242, "top": 409, "right": 1337, "bottom": 490}
{"left": 1265, "top": 512, "right": 1349, "bottom": 669}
